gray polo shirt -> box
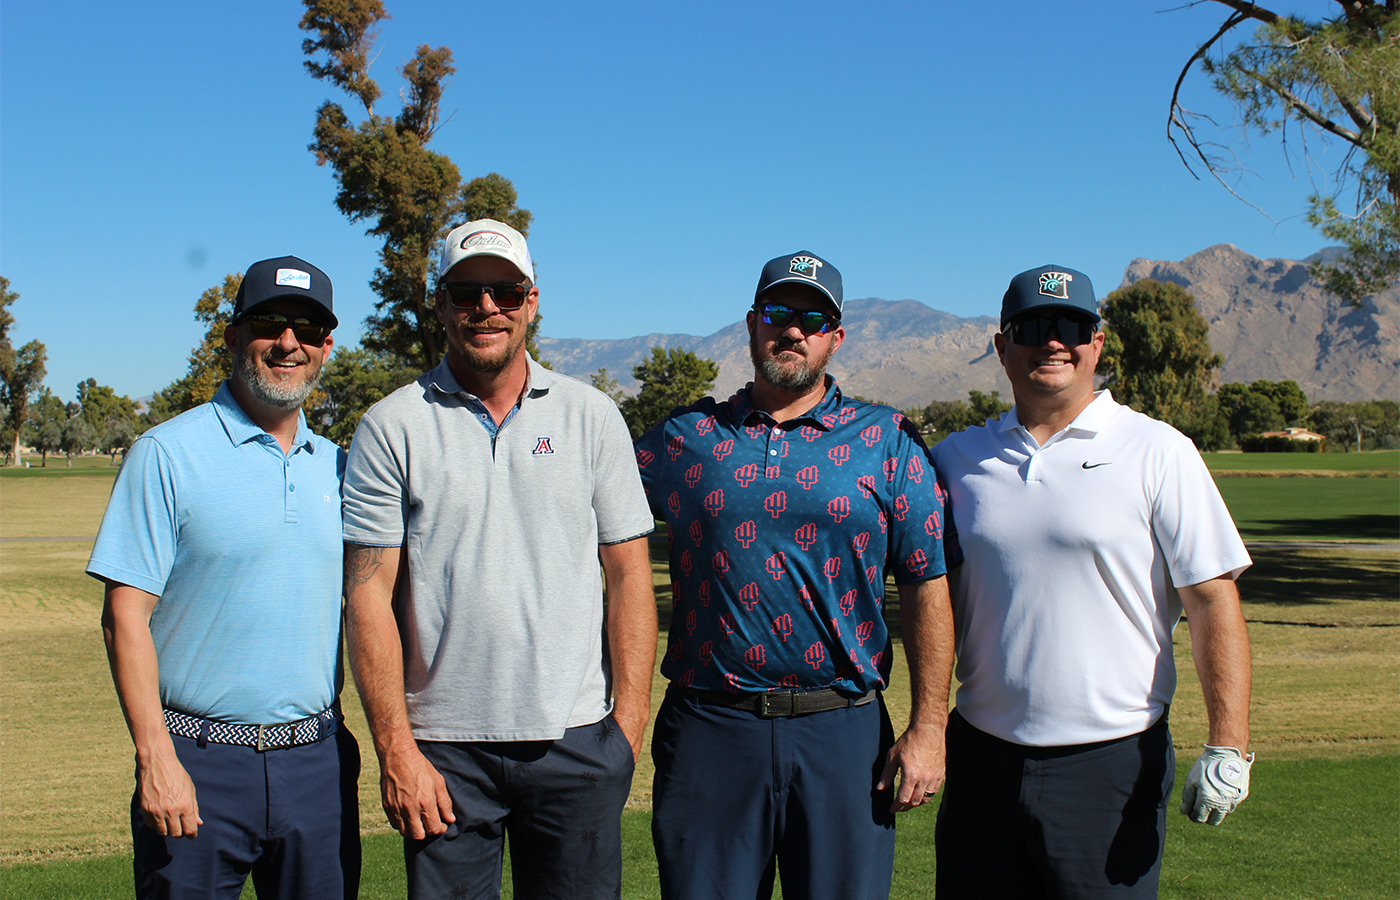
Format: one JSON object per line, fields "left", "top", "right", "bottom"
{"left": 343, "top": 357, "right": 654, "bottom": 741}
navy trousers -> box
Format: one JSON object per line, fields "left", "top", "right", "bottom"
{"left": 405, "top": 716, "right": 636, "bottom": 900}
{"left": 651, "top": 686, "right": 897, "bottom": 900}
{"left": 935, "top": 709, "right": 1174, "bottom": 900}
{"left": 132, "top": 726, "right": 360, "bottom": 900}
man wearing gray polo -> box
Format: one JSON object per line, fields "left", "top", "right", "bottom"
{"left": 341, "top": 219, "right": 657, "bottom": 900}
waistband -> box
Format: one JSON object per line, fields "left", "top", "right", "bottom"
{"left": 683, "top": 685, "right": 876, "bottom": 718}
{"left": 164, "top": 703, "right": 341, "bottom": 752}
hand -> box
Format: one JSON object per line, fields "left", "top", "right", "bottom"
{"left": 876, "top": 722, "right": 945, "bottom": 813}
{"left": 136, "top": 750, "right": 202, "bottom": 839}
{"left": 379, "top": 744, "right": 455, "bottom": 840}
{"left": 611, "top": 711, "right": 648, "bottom": 763}
{"left": 1181, "top": 745, "right": 1253, "bottom": 825}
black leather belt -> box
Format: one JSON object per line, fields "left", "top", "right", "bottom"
{"left": 689, "top": 687, "right": 876, "bottom": 718}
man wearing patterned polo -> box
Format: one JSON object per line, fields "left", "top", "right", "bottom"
{"left": 90, "top": 256, "right": 358, "bottom": 899}
{"left": 634, "top": 251, "right": 956, "bottom": 900}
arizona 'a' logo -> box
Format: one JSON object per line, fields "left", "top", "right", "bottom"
{"left": 1038, "top": 271, "right": 1073, "bottom": 299}
{"left": 533, "top": 437, "right": 554, "bottom": 455}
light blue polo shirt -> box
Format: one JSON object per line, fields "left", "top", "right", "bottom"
{"left": 87, "top": 382, "right": 346, "bottom": 725}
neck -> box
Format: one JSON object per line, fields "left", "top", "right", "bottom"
{"left": 749, "top": 375, "right": 830, "bottom": 424}
{"left": 1014, "top": 388, "right": 1097, "bottom": 444}
{"left": 448, "top": 354, "right": 530, "bottom": 424}
{"left": 227, "top": 381, "right": 303, "bottom": 454}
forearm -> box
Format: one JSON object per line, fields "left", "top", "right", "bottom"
{"left": 101, "top": 583, "right": 175, "bottom": 762}
{"left": 601, "top": 538, "right": 658, "bottom": 740}
{"left": 898, "top": 576, "right": 956, "bottom": 728}
{"left": 344, "top": 542, "right": 417, "bottom": 760}
{"left": 1180, "top": 576, "right": 1252, "bottom": 749}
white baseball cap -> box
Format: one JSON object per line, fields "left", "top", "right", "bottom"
{"left": 438, "top": 219, "right": 535, "bottom": 284}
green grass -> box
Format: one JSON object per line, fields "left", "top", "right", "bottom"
{"left": 2, "top": 455, "right": 1396, "bottom": 896}
{"left": 1203, "top": 449, "right": 1399, "bottom": 474}
{"left": 5, "top": 757, "right": 1395, "bottom": 899}
{"left": 1215, "top": 477, "right": 1400, "bottom": 542}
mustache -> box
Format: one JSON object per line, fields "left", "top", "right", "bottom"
{"left": 262, "top": 349, "right": 310, "bottom": 366}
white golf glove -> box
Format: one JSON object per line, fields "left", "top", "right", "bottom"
{"left": 1180, "top": 745, "right": 1253, "bottom": 825}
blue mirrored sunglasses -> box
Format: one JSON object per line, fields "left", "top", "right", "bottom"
{"left": 756, "top": 303, "right": 840, "bottom": 335}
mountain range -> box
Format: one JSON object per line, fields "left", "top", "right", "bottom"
{"left": 536, "top": 244, "right": 1398, "bottom": 409}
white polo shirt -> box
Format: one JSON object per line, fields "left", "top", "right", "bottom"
{"left": 931, "top": 391, "right": 1250, "bottom": 746}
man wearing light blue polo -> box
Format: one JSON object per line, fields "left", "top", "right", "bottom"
{"left": 89, "top": 256, "right": 359, "bottom": 900}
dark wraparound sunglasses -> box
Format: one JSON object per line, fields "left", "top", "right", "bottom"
{"left": 1003, "top": 312, "right": 1097, "bottom": 347}
{"left": 441, "top": 281, "right": 531, "bottom": 311}
{"left": 755, "top": 303, "right": 840, "bottom": 335}
{"left": 244, "top": 313, "right": 331, "bottom": 344}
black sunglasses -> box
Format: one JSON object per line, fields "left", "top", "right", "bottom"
{"left": 756, "top": 303, "right": 840, "bottom": 335}
{"left": 244, "top": 313, "right": 331, "bottom": 344}
{"left": 1003, "top": 312, "right": 1097, "bottom": 347}
{"left": 441, "top": 281, "right": 531, "bottom": 311}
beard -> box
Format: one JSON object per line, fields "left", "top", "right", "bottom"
{"left": 448, "top": 319, "right": 527, "bottom": 375}
{"left": 750, "top": 331, "right": 832, "bottom": 394}
{"left": 232, "top": 345, "right": 323, "bottom": 410}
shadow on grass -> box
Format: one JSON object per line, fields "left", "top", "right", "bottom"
{"left": 1245, "top": 513, "right": 1398, "bottom": 541}
{"left": 1242, "top": 547, "right": 1399, "bottom": 608}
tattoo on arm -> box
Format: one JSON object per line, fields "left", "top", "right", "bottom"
{"left": 344, "top": 544, "right": 387, "bottom": 588}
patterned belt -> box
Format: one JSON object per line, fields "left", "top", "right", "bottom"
{"left": 690, "top": 687, "right": 877, "bottom": 719}
{"left": 163, "top": 704, "right": 341, "bottom": 751}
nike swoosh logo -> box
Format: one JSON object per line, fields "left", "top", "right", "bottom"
{"left": 1081, "top": 461, "right": 1112, "bottom": 469}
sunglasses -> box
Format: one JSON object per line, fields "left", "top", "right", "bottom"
{"left": 756, "top": 303, "right": 840, "bottom": 335}
{"left": 441, "top": 281, "right": 531, "bottom": 311}
{"left": 244, "top": 313, "right": 331, "bottom": 344}
{"left": 1003, "top": 312, "right": 1097, "bottom": 347}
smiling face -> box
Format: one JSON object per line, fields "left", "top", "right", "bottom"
{"left": 747, "top": 283, "right": 844, "bottom": 396}
{"left": 435, "top": 254, "right": 538, "bottom": 380}
{"left": 994, "top": 313, "right": 1104, "bottom": 411}
{"left": 225, "top": 300, "right": 333, "bottom": 412}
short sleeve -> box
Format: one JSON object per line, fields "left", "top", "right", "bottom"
{"left": 342, "top": 409, "right": 409, "bottom": 546}
{"left": 86, "top": 435, "right": 179, "bottom": 595}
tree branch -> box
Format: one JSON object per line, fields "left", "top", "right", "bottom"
{"left": 1237, "top": 64, "right": 1367, "bottom": 145}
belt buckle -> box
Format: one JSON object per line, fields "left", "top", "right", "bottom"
{"left": 255, "top": 724, "right": 268, "bottom": 752}
{"left": 757, "top": 691, "right": 798, "bottom": 718}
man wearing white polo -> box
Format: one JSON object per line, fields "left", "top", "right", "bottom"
{"left": 931, "top": 264, "right": 1254, "bottom": 899}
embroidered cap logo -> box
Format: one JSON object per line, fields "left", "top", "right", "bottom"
{"left": 1038, "top": 271, "right": 1073, "bottom": 299}
{"left": 789, "top": 256, "right": 823, "bottom": 279}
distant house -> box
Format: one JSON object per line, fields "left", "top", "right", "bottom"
{"left": 1257, "top": 427, "right": 1324, "bottom": 443}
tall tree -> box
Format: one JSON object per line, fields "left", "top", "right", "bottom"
{"left": 60, "top": 405, "right": 97, "bottom": 466}
{"left": 1217, "top": 381, "right": 1285, "bottom": 442}
{"left": 1169, "top": 1, "right": 1399, "bottom": 302}
{"left": 1098, "top": 279, "right": 1224, "bottom": 448}
{"left": 1250, "top": 379, "right": 1310, "bottom": 425}
{"left": 619, "top": 347, "right": 719, "bottom": 438}
{"left": 0, "top": 277, "right": 48, "bottom": 465}
{"left": 300, "top": 0, "right": 534, "bottom": 373}
{"left": 26, "top": 388, "right": 66, "bottom": 467}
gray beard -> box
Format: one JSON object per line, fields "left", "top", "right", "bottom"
{"left": 751, "top": 338, "right": 827, "bottom": 394}
{"left": 232, "top": 350, "right": 319, "bottom": 410}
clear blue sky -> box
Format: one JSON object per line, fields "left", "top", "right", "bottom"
{"left": 2, "top": 0, "right": 1336, "bottom": 402}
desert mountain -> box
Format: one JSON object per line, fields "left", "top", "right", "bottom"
{"left": 538, "top": 245, "right": 1397, "bottom": 409}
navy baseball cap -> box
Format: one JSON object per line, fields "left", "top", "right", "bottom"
{"left": 233, "top": 256, "right": 337, "bottom": 327}
{"left": 755, "top": 251, "right": 842, "bottom": 315}
{"left": 1000, "top": 265, "right": 1098, "bottom": 327}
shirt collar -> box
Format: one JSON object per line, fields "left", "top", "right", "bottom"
{"left": 999, "top": 389, "right": 1118, "bottom": 437}
{"left": 211, "top": 381, "right": 317, "bottom": 452}
{"left": 426, "top": 354, "right": 558, "bottom": 403}
{"left": 729, "top": 376, "right": 844, "bottom": 430}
